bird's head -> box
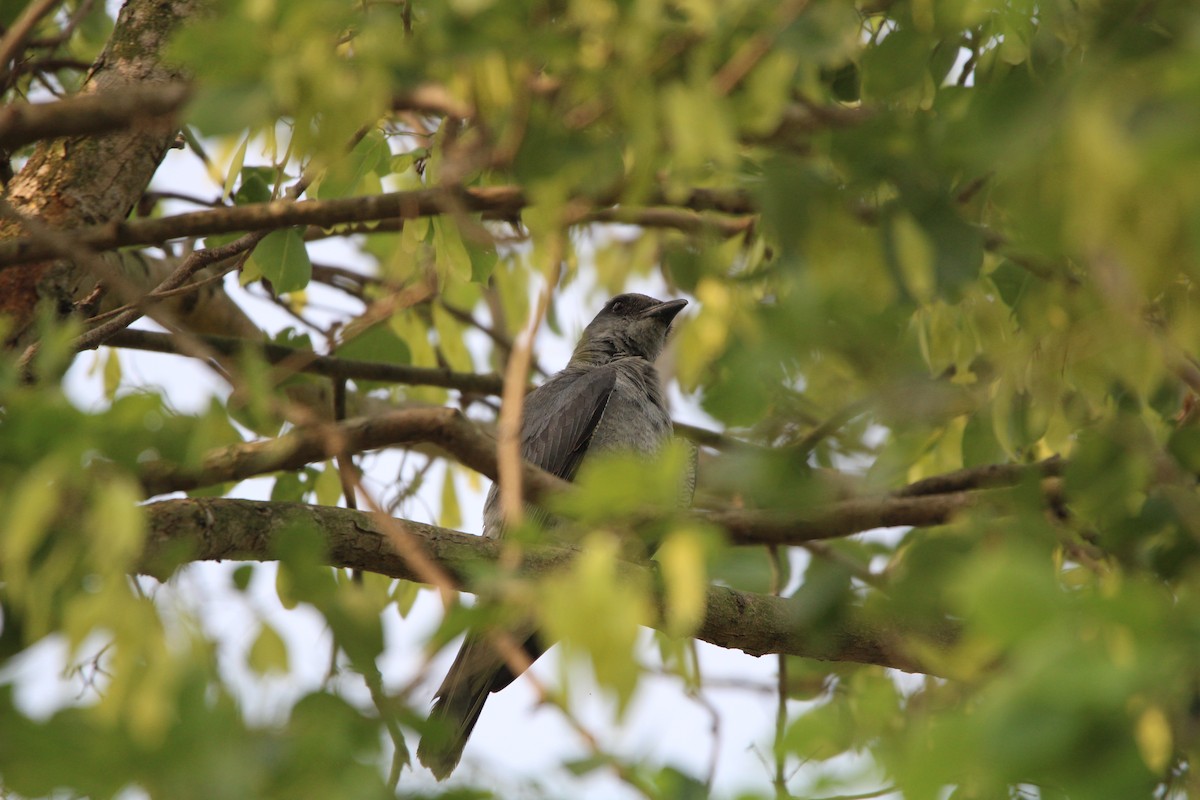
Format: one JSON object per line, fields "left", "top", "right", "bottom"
{"left": 571, "top": 293, "right": 688, "bottom": 365}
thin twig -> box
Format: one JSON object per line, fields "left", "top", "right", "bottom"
{"left": 0, "top": 0, "right": 65, "bottom": 88}
{"left": 790, "top": 397, "right": 873, "bottom": 456}
{"left": 893, "top": 457, "right": 1063, "bottom": 497}
{"left": 769, "top": 544, "right": 790, "bottom": 799}
{"left": 497, "top": 229, "right": 563, "bottom": 528}
{"left": 102, "top": 327, "right": 507, "bottom": 395}
{"left": 711, "top": 0, "right": 811, "bottom": 95}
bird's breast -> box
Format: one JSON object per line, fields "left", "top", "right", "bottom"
{"left": 587, "top": 368, "right": 672, "bottom": 455}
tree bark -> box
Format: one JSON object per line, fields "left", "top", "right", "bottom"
{"left": 135, "top": 404, "right": 1062, "bottom": 547}
{"left": 140, "top": 497, "right": 956, "bottom": 674}
{"left": 0, "top": 0, "right": 222, "bottom": 344}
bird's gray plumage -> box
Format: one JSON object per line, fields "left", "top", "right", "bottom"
{"left": 416, "top": 293, "right": 687, "bottom": 780}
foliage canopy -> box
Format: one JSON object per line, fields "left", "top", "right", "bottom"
{"left": 3, "top": 0, "right": 1200, "bottom": 797}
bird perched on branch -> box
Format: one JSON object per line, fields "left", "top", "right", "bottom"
{"left": 417, "top": 292, "right": 689, "bottom": 780}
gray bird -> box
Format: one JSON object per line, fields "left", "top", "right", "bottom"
{"left": 416, "top": 292, "right": 688, "bottom": 779}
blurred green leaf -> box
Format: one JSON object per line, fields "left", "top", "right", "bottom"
{"left": 539, "top": 532, "right": 652, "bottom": 715}
{"left": 335, "top": 323, "right": 411, "bottom": 366}
{"left": 315, "top": 130, "right": 390, "bottom": 199}
{"left": 248, "top": 623, "right": 290, "bottom": 674}
{"left": 235, "top": 166, "right": 276, "bottom": 205}
{"left": 655, "top": 525, "right": 713, "bottom": 636}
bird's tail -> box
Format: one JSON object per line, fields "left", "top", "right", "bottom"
{"left": 416, "top": 681, "right": 489, "bottom": 781}
{"left": 418, "top": 626, "right": 540, "bottom": 779}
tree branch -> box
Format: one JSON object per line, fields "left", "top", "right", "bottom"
{"left": 138, "top": 406, "right": 570, "bottom": 500}
{"left": 0, "top": 0, "right": 64, "bottom": 88}
{"left": 0, "top": 185, "right": 761, "bottom": 268}
{"left": 893, "top": 457, "right": 1064, "bottom": 497}
{"left": 136, "top": 402, "right": 1060, "bottom": 547}
{"left": 105, "top": 328, "right": 741, "bottom": 449}
{"left": 391, "top": 85, "right": 474, "bottom": 119}
{"left": 708, "top": 492, "right": 979, "bottom": 545}
{"left": 139, "top": 497, "right": 953, "bottom": 673}
{"left": 0, "top": 83, "right": 191, "bottom": 150}
{"left": 0, "top": 0, "right": 203, "bottom": 346}
{"left": 104, "top": 328, "right": 506, "bottom": 395}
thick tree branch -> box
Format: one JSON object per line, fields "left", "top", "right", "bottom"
{"left": 2, "top": 0, "right": 199, "bottom": 228}
{"left": 0, "top": 185, "right": 760, "bottom": 268}
{"left": 0, "top": 0, "right": 203, "bottom": 345}
{"left": 0, "top": 186, "right": 525, "bottom": 268}
{"left": 137, "top": 402, "right": 1057, "bottom": 547}
{"left": 139, "top": 406, "right": 570, "bottom": 501}
{"left": 139, "top": 497, "right": 952, "bottom": 673}
{"left": 0, "top": 83, "right": 191, "bottom": 150}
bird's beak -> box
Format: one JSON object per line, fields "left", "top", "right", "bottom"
{"left": 641, "top": 298, "right": 688, "bottom": 323}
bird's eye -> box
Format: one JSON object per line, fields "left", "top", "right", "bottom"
{"left": 610, "top": 300, "right": 624, "bottom": 314}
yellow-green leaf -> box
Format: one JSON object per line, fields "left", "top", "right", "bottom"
{"left": 539, "top": 532, "right": 652, "bottom": 715}
{"left": 432, "top": 217, "right": 473, "bottom": 285}
{"left": 102, "top": 348, "right": 122, "bottom": 400}
{"left": 440, "top": 466, "right": 462, "bottom": 529}
{"left": 314, "top": 462, "right": 344, "bottom": 507}
{"left": 222, "top": 132, "right": 250, "bottom": 200}
{"left": 432, "top": 303, "right": 473, "bottom": 373}
{"left": 248, "top": 623, "right": 290, "bottom": 675}
{"left": 86, "top": 476, "right": 146, "bottom": 572}
{"left": 1135, "top": 706, "right": 1173, "bottom": 774}
{"left": 655, "top": 526, "right": 709, "bottom": 637}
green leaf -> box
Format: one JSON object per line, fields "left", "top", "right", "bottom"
{"left": 1168, "top": 427, "right": 1200, "bottom": 473}
{"left": 271, "top": 470, "right": 309, "bottom": 503}
{"left": 988, "top": 259, "right": 1033, "bottom": 309}
{"left": 250, "top": 228, "right": 312, "bottom": 294}
{"left": 467, "top": 240, "right": 499, "bottom": 284}
{"left": 315, "top": 130, "right": 391, "bottom": 199}
{"left": 861, "top": 27, "right": 932, "bottom": 99}
{"left": 439, "top": 467, "right": 462, "bottom": 530}
{"left": 432, "top": 217, "right": 474, "bottom": 285}
{"left": 962, "top": 410, "right": 1006, "bottom": 468}
{"left": 102, "top": 348, "right": 122, "bottom": 400}
{"left": 314, "top": 462, "right": 344, "bottom": 508}
{"left": 235, "top": 166, "right": 276, "bottom": 205}
{"left": 232, "top": 564, "right": 255, "bottom": 592}
{"left": 709, "top": 547, "right": 775, "bottom": 594}
{"left": 564, "top": 755, "right": 615, "bottom": 776}
{"left": 539, "top": 532, "right": 652, "bottom": 715}
{"left": 222, "top": 134, "right": 250, "bottom": 200}
{"left": 335, "top": 323, "right": 411, "bottom": 365}
{"left": 549, "top": 441, "right": 694, "bottom": 525}
{"left": 248, "top": 623, "right": 290, "bottom": 674}
{"left": 432, "top": 303, "right": 473, "bottom": 372}
{"left": 392, "top": 580, "right": 420, "bottom": 618}
{"left": 85, "top": 476, "right": 146, "bottom": 572}
{"left": 655, "top": 525, "right": 712, "bottom": 636}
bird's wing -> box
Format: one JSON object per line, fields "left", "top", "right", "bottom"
{"left": 519, "top": 366, "right": 616, "bottom": 481}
